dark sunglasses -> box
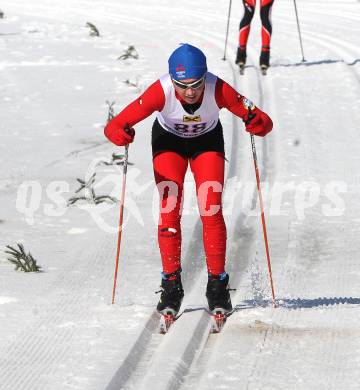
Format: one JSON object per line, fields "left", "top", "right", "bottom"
{"left": 172, "top": 76, "right": 205, "bottom": 90}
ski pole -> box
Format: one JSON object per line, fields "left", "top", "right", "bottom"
{"left": 248, "top": 112, "right": 276, "bottom": 306}
{"left": 293, "top": 0, "right": 306, "bottom": 62}
{"left": 222, "top": 0, "right": 232, "bottom": 61}
{"left": 111, "top": 128, "right": 132, "bottom": 305}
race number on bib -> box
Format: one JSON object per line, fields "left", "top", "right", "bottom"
{"left": 174, "top": 122, "right": 208, "bottom": 134}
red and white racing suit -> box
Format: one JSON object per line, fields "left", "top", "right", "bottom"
{"left": 105, "top": 73, "right": 272, "bottom": 275}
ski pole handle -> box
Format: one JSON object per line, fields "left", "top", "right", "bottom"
{"left": 124, "top": 125, "right": 135, "bottom": 137}
{"left": 122, "top": 124, "right": 133, "bottom": 175}
{"left": 245, "top": 107, "right": 256, "bottom": 125}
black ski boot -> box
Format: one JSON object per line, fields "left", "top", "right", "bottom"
{"left": 235, "top": 46, "right": 247, "bottom": 66}
{"left": 206, "top": 272, "right": 233, "bottom": 313}
{"left": 260, "top": 49, "right": 270, "bottom": 74}
{"left": 156, "top": 269, "right": 184, "bottom": 315}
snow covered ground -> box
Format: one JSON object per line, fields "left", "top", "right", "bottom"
{"left": 0, "top": 0, "right": 359, "bottom": 389}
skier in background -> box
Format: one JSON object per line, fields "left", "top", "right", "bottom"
{"left": 104, "top": 43, "right": 272, "bottom": 316}
{"left": 236, "top": 0, "right": 274, "bottom": 70}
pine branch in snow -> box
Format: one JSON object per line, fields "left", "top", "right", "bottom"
{"left": 123, "top": 78, "right": 139, "bottom": 88}
{"left": 118, "top": 45, "right": 139, "bottom": 60}
{"left": 97, "top": 153, "right": 134, "bottom": 167}
{"left": 74, "top": 173, "right": 96, "bottom": 194}
{"left": 105, "top": 100, "right": 115, "bottom": 122}
{"left": 5, "top": 244, "right": 41, "bottom": 272}
{"left": 67, "top": 173, "right": 117, "bottom": 206}
{"left": 86, "top": 22, "right": 100, "bottom": 37}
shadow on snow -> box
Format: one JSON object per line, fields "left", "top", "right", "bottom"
{"left": 272, "top": 58, "right": 360, "bottom": 67}
{"left": 175, "top": 297, "right": 360, "bottom": 319}
{"left": 234, "top": 296, "right": 360, "bottom": 310}
{"left": 240, "top": 59, "right": 360, "bottom": 70}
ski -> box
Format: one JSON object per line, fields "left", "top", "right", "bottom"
{"left": 210, "top": 308, "right": 228, "bottom": 333}
{"left": 159, "top": 308, "right": 177, "bottom": 334}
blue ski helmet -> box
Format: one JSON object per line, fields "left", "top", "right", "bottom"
{"left": 168, "top": 43, "right": 207, "bottom": 80}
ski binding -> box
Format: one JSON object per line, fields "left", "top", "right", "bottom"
{"left": 159, "top": 309, "right": 177, "bottom": 334}
{"left": 210, "top": 308, "right": 227, "bottom": 333}
{"left": 260, "top": 65, "right": 268, "bottom": 75}
{"left": 238, "top": 63, "right": 245, "bottom": 75}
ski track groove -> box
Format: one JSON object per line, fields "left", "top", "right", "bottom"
{"left": 301, "top": 33, "right": 360, "bottom": 81}
{"left": 104, "top": 311, "right": 160, "bottom": 390}
{"left": 268, "top": 19, "right": 359, "bottom": 86}
{"left": 276, "top": 20, "right": 360, "bottom": 77}
{"left": 112, "top": 331, "right": 164, "bottom": 390}
{"left": 103, "top": 219, "right": 208, "bottom": 390}
{"left": 246, "top": 326, "right": 271, "bottom": 390}
{"left": 275, "top": 7, "right": 360, "bottom": 26}
{"left": 1, "top": 1, "right": 228, "bottom": 33}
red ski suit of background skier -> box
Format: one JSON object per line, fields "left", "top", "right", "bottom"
{"left": 104, "top": 74, "right": 272, "bottom": 277}
{"left": 239, "top": 0, "right": 274, "bottom": 50}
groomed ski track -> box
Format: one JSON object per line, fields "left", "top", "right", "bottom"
{"left": 0, "top": 1, "right": 360, "bottom": 389}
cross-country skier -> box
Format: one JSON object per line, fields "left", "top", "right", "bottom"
{"left": 236, "top": 0, "right": 274, "bottom": 70}
{"left": 104, "top": 43, "right": 272, "bottom": 316}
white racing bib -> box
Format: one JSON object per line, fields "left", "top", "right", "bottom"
{"left": 156, "top": 72, "right": 220, "bottom": 138}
